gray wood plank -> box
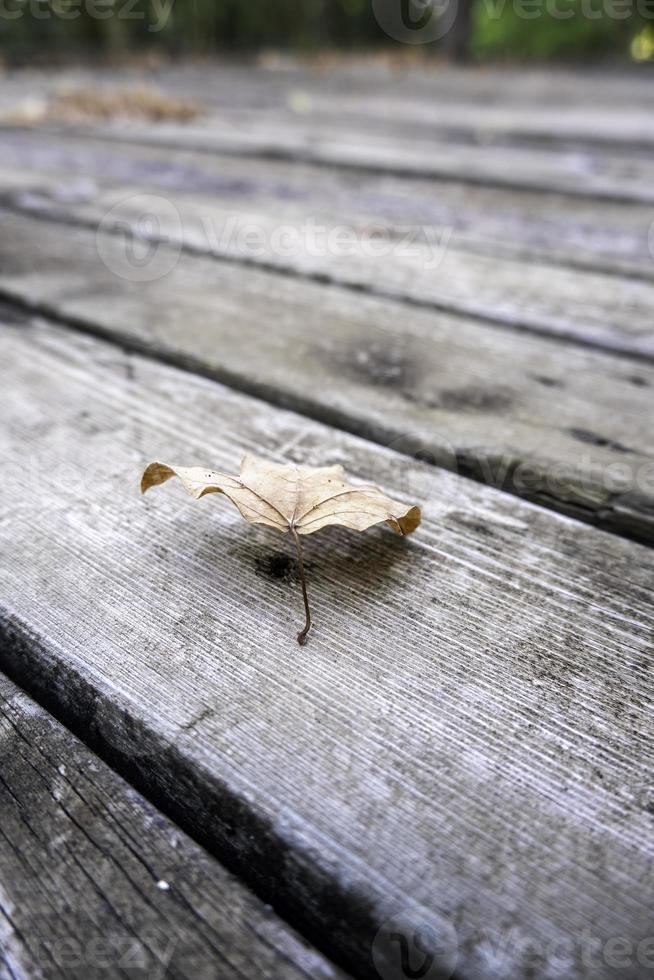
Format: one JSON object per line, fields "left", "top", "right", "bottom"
{"left": 189, "top": 61, "right": 654, "bottom": 112}
{"left": 5, "top": 65, "right": 654, "bottom": 204}
{"left": 3, "top": 63, "right": 654, "bottom": 147}
{"left": 0, "top": 209, "right": 653, "bottom": 544}
{"left": 2, "top": 131, "right": 654, "bottom": 361}
{"left": 21, "top": 116, "right": 654, "bottom": 205}
{"left": 0, "top": 313, "right": 653, "bottom": 980}
{"left": 2, "top": 63, "right": 653, "bottom": 117}
{"left": 0, "top": 673, "right": 345, "bottom": 980}
{"left": 304, "top": 99, "right": 654, "bottom": 150}
{"left": 4, "top": 166, "right": 654, "bottom": 359}
{"left": 2, "top": 128, "right": 652, "bottom": 281}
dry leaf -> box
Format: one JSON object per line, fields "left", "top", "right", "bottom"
{"left": 141, "top": 455, "right": 420, "bottom": 645}
{"left": 7, "top": 87, "right": 200, "bottom": 126}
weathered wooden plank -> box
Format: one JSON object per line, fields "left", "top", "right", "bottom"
{"left": 2, "top": 159, "right": 653, "bottom": 359}
{"left": 3, "top": 63, "right": 654, "bottom": 117}
{"left": 5, "top": 66, "right": 654, "bottom": 201}
{"left": 273, "top": 92, "right": 654, "bottom": 150}
{"left": 5, "top": 64, "right": 654, "bottom": 203}
{"left": 3, "top": 63, "right": 654, "bottom": 145}
{"left": 2, "top": 128, "right": 652, "bottom": 280}
{"left": 211, "top": 62, "right": 654, "bottom": 112}
{"left": 23, "top": 98, "right": 654, "bottom": 203}
{"left": 0, "top": 209, "right": 652, "bottom": 543}
{"left": 26, "top": 116, "right": 654, "bottom": 204}
{"left": 0, "top": 314, "right": 653, "bottom": 980}
{"left": 2, "top": 127, "right": 654, "bottom": 361}
{"left": 0, "top": 674, "right": 346, "bottom": 980}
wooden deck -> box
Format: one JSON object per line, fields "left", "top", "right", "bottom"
{"left": 0, "top": 62, "right": 652, "bottom": 979}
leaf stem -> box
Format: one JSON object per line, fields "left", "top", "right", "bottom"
{"left": 290, "top": 526, "right": 311, "bottom": 645}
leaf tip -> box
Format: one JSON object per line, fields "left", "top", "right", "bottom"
{"left": 140, "top": 461, "right": 174, "bottom": 495}
{"left": 394, "top": 505, "right": 422, "bottom": 536}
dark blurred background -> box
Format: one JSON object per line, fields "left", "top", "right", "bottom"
{"left": 2, "top": 0, "right": 653, "bottom": 65}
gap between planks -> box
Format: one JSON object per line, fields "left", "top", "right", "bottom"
{"left": 0, "top": 210, "right": 652, "bottom": 547}
{"left": 0, "top": 671, "right": 350, "bottom": 980}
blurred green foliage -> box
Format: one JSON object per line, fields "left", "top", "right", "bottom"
{"left": 471, "top": 0, "right": 642, "bottom": 59}
{"left": 0, "top": 0, "right": 647, "bottom": 61}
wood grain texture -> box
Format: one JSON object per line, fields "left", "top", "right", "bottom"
{"left": 2, "top": 63, "right": 654, "bottom": 118}
{"left": 3, "top": 61, "right": 654, "bottom": 201}
{"left": 21, "top": 116, "right": 654, "bottom": 205}
{"left": 0, "top": 210, "right": 652, "bottom": 544}
{"left": 283, "top": 92, "right": 654, "bottom": 149}
{"left": 0, "top": 674, "right": 346, "bottom": 980}
{"left": 0, "top": 314, "right": 653, "bottom": 980}
{"left": 2, "top": 137, "right": 654, "bottom": 360}
{"left": 2, "top": 128, "right": 652, "bottom": 281}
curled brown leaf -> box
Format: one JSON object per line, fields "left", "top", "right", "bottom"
{"left": 141, "top": 455, "right": 420, "bottom": 644}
